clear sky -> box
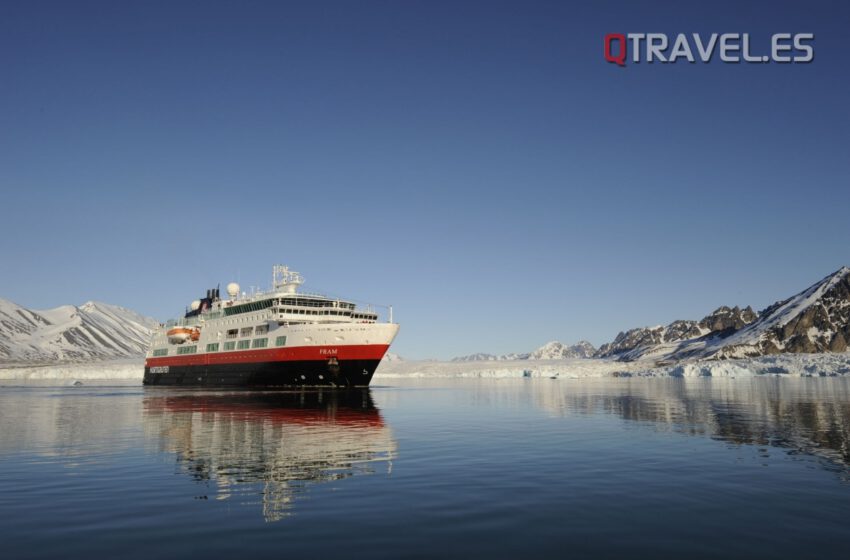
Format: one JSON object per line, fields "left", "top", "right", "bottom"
{"left": 1, "top": 0, "right": 848, "bottom": 359}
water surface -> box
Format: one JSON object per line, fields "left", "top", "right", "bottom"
{"left": 2, "top": 377, "right": 850, "bottom": 559}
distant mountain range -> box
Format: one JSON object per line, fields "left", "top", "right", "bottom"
{"left": 452, "top": 340, "right": 597, "bottom": 362}
{"left": 3, "top": 266, "right": 849, "bottom": 367}
{"left": 0, "top": 299, "right": 158, "bottom": 364}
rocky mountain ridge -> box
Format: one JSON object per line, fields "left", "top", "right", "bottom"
{"left": 595, "top": 305, "right": 758, "bottom": 360}
{"left": 599, "top": 267, "right": 850, "bottom": 362}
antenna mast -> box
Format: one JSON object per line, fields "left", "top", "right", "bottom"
{"left": 273, "top": 265, "right": 304, "bottom": 294}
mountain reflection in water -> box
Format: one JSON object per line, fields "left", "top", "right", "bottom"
{"left": 497, "top": 377, "right": 850, "bottom": 472}
{"left": 142, "top": 389, "right": 396, "bottom": 522}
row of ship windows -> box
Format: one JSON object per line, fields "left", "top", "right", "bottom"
{"left": 220, "top": 320, "right": 368, "bottom": 341}
{"left": 222, "top": 298, "right": 275, "bottom": 316}
{"left": 155, "top": 336, "right": 288, "bottom": 356}
{"left": 277, "top": 298, "right": 355, "bottom": 309}
{"left": 214, "top": 312, "right": 376, "bottom": 327}
{"left": 222, "top": 298, "right": 357, "bottom": 317}
{"left": 226, "top": 325, "right": 269, "bottom": 339}
{"left": 279, "top": 309, "right": 358, "bottom": 317}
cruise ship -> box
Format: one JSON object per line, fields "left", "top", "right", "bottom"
{"left": 143, "top": 265, "right": 399, "bottom": 387}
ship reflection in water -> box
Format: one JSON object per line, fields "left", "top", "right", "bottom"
{"left": 142, "top": 389, "right": 396, "bottom": 522}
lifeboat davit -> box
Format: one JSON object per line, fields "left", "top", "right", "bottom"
{"left": 167, "top": 327, "right": 199, "bottom": 344}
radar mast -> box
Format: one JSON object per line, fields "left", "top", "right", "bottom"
{"left": 273, "top": 265, "right": 304, "bottom": 294}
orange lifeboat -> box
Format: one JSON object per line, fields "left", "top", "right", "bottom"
{"left": 167, "top": 327, "right": 200, "bottom": 344}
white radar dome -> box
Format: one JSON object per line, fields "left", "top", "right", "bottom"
{"left": 190, "top": 300, "right": 201, "bottom": 310}
{"left": 226, "top": 282, "right": 240, "bottom": 298}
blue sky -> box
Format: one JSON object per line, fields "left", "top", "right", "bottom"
{"left": 1, "top": 1, "right": 848, "bottom": 359}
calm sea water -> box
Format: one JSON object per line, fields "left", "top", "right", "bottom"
{"left": 2, "top": 377, "right": 850, "bottom": 559}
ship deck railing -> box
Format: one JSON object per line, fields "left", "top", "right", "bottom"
{"left": 162, "top": 289, "right": 380, "bottom": 328}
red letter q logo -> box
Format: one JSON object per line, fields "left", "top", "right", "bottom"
{"left": 604, "top": 34, "right": 627, "bottom": 67}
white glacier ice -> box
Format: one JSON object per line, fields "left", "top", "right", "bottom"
{"left": 375, "top": 352, "right": 850, "bottom": 379}
{"left": 2, "top": 353, "right": 849, "bottom": 383}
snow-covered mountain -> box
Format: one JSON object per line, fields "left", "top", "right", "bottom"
{"left": 595, "top": 306, "right": 758, "bottom": 360}
{"left": 528, "top": 340, "right": 596, "bottom": 359}
{"left": 698, "top": 266, "right": 850, "bottom": 359}
{"left": 451, "top": 352, "right": 509, "bottom": 362}
{"left": 453, "top": 341, "right": 596, "bottom": 362}
{"left": 599, "top": 267, "right": 850, "bottom": 362}
{"left": 381, "top": 352, "right": 404, "bottom": 362}
{"left": 0, "top": 298, "right": 159, "bottom": 364}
